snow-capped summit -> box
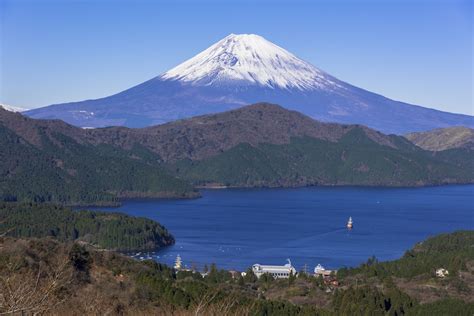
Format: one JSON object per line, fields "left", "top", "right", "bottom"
{"left": 161, "top": 34, "right": 339, "bottom": 91}
{"left": 0, "top": 104, "right": 26, "bottom": 112}
{"left": 25, "top": 34, "right": 474, "bottom": 133}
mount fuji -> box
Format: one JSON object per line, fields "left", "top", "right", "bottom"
{"left": 25, "top": 34, "right": 473, "bottom": 134}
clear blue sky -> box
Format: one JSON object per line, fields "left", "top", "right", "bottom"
{"left": 1, "top": 0, "right": 472, "bottom": 115}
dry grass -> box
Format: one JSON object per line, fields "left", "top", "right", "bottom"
{"left": 0, "top": 237, "right": 258, "bottom": 316}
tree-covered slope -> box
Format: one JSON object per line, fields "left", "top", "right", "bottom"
{"left": 170, "top": 130, "right": 473, "bottom": 187}
{"left": 432, "top": 148, "right": 474, "bottom": 176}
{"left": 0, "top": 110, "right": 197, "bottom": 204}
{"left": 0, "top": 203, "right": 174, "bottom": 251}
{"left": 338, "top": 230, "right": 474, "bottom": 279}
{"left": 2, "top": 104, "right": 473, "bottom": 204}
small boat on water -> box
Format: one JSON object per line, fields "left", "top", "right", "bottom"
{"left": 347, "top": 216, "right": 353, "bottom": 229}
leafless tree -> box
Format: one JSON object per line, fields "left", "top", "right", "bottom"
{"left": 193, "top": 290, "right": 219, "bottom": 316}
{"left": 0, "top": 256, "right": 72, "bottom": 315}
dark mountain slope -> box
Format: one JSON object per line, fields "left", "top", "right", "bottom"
{"left": 2, "top": 104, "right": 473, "bottom": 204}
{"left": 0, "top": 108, "right": 197, "bottom": 204}
{"left": 171, "top": 133, "right": 471, "bottom": 188}
{"left": 82, "top": 103, "right": 399, "bottom": 163}
{"left": 83, "top": 103, "right": 473, "bottom": 187}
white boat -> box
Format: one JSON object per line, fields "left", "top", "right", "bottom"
{"left": 347, "top": 216, "right": 353, "bottom": 229}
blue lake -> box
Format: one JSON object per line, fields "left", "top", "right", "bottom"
{"left": 89, "top": 185, "right": 474, "bottom": 272}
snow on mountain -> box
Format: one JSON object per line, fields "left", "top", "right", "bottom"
{"left": 161, "top": 34, "right": 341, "bottom": 91}
{"left": 0, "top": 104, "right": 27, "bottom": 112}
{"left": 24, "top": 33, "right": 474, "bottom": 134}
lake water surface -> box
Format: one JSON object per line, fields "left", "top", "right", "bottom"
{"left": 90, "top": 185, "right": 474, "bottom": 272}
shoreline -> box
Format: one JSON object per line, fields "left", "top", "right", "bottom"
{"left": 195, "top": 181, "right": 474, "bottom": 191}
{"left": 7, "top": 181, "right": 472, "bottom": 208}
{"left": 74, "top": 182, "right": 474, "bottom": 207}
{"left": 104, "top": 185, "right": 473, "bottom": 272}
{"left": 68, "top": 190, "right": 201, "bottom": 208}
{"left": 125, "top": 229, "right": 474, "bottom": 275}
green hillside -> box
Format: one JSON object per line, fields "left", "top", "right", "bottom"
{"left": 338, "top": 230, "right": 474, "bottom": 279}
{"left": 0, "top": 203, "right": 174, "bottom": 251}
{"left": 171, "top": 129, "right": 472, "bottom": 187}
{"left": 1, "top": 104, "right": 473, "bottom": 205}
{"left": 0, "top": 125, "right": 197, "bottom": 205}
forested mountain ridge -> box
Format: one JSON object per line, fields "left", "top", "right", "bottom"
{"left": 169, "top": 130, "right": 473, "bottom": 187}
{"left": 100, "top": 103, "right": 400, "bottom": 162}
{"left": 2, "top": 103, "right": 411, "bottom": 162}
{"left": 0, "top": 108, "right": 197, "bottom": 204}
{"left": 1, "top": 104, "right": 473, "bottom": 204}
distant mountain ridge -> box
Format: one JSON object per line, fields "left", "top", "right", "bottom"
{"left": 406, "top": 127, "right": 474, "bottom": 151}
{"left": 82, "top": 103, "right": 399, "bottom": 163}
{"left": 2, "top": 103, "right": 473, "bottom": 204}
{"left": 5, "top": 103, "right": 401, "bottom": 162}
{"left": 24, "top": 34, "right": 474, "bottom": 134}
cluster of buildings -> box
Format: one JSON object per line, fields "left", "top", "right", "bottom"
{"left": 250, "top": 259, "right": 336, "bottom": 284}
{"left": 175, "top": 255, "right": 336, "bottom": 281}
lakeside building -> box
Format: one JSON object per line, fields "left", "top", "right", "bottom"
{"left": 174, "top": 254, "right": 182, "bottom": 270}
{"left": 314, "top": 264, "right": 333, "bottom": 277}
{"left": 435, "top": 268, "right": 449, "bottom": 278}
{"left": 252, "top": 259, "right": 297, "bottom": 279}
